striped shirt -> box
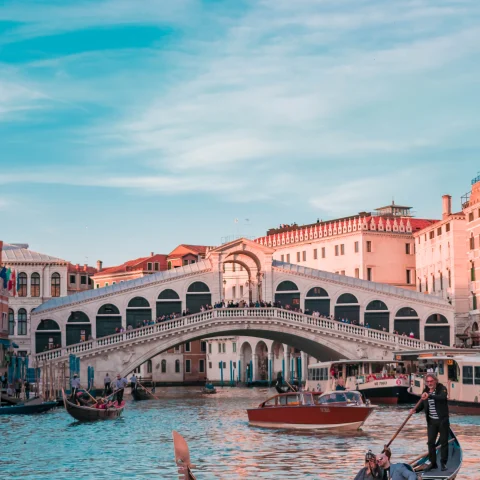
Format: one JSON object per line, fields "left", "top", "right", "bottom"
{"left": 428, "top": 395, "right": 439, "bottom": 419}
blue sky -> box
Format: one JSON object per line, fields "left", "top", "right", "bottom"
{"left": 1, "top": 0, "right": 480, "bottom": 266}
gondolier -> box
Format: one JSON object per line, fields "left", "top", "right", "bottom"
{"left": 410, "top": 373, "right": 449, "bottom": 472}
{"left": 104, "top": 373, "right": 112, "bottom": 395}
{"left": 130, "top": 373, "right": 137, "bottom": 392}
{"left": 114, "top": 374, "right": 128, "bottom": 404}
{"left": 71, "top": 374, "right": 80, "bottom": 401}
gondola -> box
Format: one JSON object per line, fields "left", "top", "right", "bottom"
{"left": 201, "top": 386, "right": 216, "bottom": 394}
{"left": 411, "top": 428, "right": 462, "bottom": 480}
{"left": 131, "top": 387, "right": 151, "bottom": 401}
{"left": 0, "top": 400, "right": 58, "bottom": 416}
{"left": 62, "top": 390, "right": 125, "bottom": 422}
{"left": 173, "top": 431, "right": 197, "bottom": 480}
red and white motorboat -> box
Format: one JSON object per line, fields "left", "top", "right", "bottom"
{"left": 247, "top": 391, "right": 374, "bottom": 430}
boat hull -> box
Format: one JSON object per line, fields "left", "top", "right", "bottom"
{"left": 0, "top": 401, "right": 58, "bottom": 415}
{"left": 131, "top": 388, "right": 151, "bottom": 401}
{"left": 247, "top": 405, "right": 373, "bottom": 430}
{"left": 361, "top": 386, "right": 418, "bottom": 405}
{"left": 63, "top": 395, "right": 125, "bottom": 422}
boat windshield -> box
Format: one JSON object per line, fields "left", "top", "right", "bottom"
{"left": 316, "top": 391, "right": 364, "bottom": 405}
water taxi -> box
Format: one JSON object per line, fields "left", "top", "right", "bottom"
{"left": 247, "top": 390, "right": 374, "bottom": 430}
{"left": 394, "top": 350, "right": 480, "bottom": 414}
{"left": 306, "top": 359, "right": 416, "bottom": 404}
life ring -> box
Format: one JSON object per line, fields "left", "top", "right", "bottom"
{"left": 396, "top": 379, "right": 402, "bottom": 386}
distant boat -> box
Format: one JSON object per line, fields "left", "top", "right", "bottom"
{"left": 62, "top": 390, "right": 125, "bottom": 422}
{"left": 411, "top": 428, "right": 462, "bottom": 479}
{"left": 0, "top": 400, "right": 58, "bottom": 416}
{"left": 131, "top": 387, "right": 152, "bottom": 401}
{"left": 247, "top": 391, "right": 374, "bottom": 430}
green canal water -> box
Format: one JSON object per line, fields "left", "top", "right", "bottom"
{"left": 1, "top": 387, "right": 479, "bottom": 479}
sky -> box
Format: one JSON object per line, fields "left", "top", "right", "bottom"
{"left": 1, "top": 0, "right": 480, "bottom": 267}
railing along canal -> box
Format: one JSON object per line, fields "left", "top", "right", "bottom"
{"left": 34, "top": 308, "right": 443, "bottom": 363}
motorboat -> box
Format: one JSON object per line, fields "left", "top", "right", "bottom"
{"left": 247, "top": 390, "right": 374, "bottom": 430}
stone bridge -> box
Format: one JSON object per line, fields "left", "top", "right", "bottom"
{"left": 35, "top": 307, "right": 442, "bottom": 387}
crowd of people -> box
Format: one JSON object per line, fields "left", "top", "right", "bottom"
{"left": 0, "top": 372, "right": 31, "bottom": 400}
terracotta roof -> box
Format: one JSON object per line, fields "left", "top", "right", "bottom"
{"left": 167, "top": 244, "right": 210, "bottom": 257}
{"left": 94, "top": 254, "right": 168, "bottom": 277}
{"left": 67, "top": 263, "right": 97, "bottom": 274}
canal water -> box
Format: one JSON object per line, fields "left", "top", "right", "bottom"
{"left": 1, "top": 387, "right": 478, "bottom": 479}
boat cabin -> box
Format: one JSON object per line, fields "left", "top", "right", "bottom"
{"left": 259, "top": 391, "right": 365, "bottom": 408}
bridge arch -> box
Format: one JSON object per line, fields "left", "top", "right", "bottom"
{"left": 274, "top": 280, "right": 300, "bottom": 308}
{"left": 186, "top": 281, "right": 211, "bottom": 313}
{"left": 424, "top": 314, "right": 450, "bottom": 345}
{"left": 334, "top": 293, "right": 360, "bottom": 322}
{"left": 127, "top": 296, "right": 152, "bottom": 328}
{"left": 364, "top": 300, "right": 390, "bottom": 332}
{"left": 304, "top": 286, "right": 330, "bottom": 316}
{"left": 96, "top": 303, "right": 122, "bottom": 338}
{"left": 36, "top": 319, "right": 61, "bottom": 353}
{"left": 156, "top": 289, "right": 182, "bottom": 318}
{"left": 66, "top": 311, "right": 91, "bottom": 346}
{"left": 394, "top": 307, "right": 420, "bottom": 339}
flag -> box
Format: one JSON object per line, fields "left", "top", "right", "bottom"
{"left": 8, "top": 269, "right": 16, "bottom": 295}
{"left": 0, "top": 267, "right": 7, "bottom": 288}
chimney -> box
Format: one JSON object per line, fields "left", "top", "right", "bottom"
{"left": 442, "top": 195, "right": 452, "bottom": 219}
{"left": 150, "top": 252, "right": 154, "bottom": 257}
{"left": 96, "top": 260, "right": 103, "bottom": 272}
{"left": 83, "top": 264, "right": 88, "bottom": 271}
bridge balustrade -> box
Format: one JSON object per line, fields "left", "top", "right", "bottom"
{"left": 34, "top": 307, "right": 443, "bottom": 364}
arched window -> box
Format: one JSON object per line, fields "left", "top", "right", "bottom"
{"left": 31, "top": 272, "right": 40, "bottom": 297}
{"left": 158, "top": 289, "right": 180, "bottom": 300}
{"left": 161, "top": 359, "right": 167, "bottom": 373}
{"left": 396, "top": 307, "right": 418, "bottom": 317}
{"left": 276, "top": 281, "right": 299, "bottom": 291}
{"left": 51, "top": 273, "right": 61, "bottom": 297}
{"left": 8, "top": 309, "right": 14, "bottom": 336}
{"left": 306, "top": 287, "right": 328, "bottom": 297}
{"left": 128, "top": 297, "right": 150, "bottom": 308}
{"left": 97, "top": 304, "right": 120, "bottom": 315}
{"left": 175, "top": 359, "right": 181, "bottom": 373}
{"left": 187, "top": 281, "right": 210, "bottom": 293}
{"left": 147, "top": 360, "right": 153, "bottom": 374}
{"left": 18, "top": 308, "right": 27, "bottom": 335}
{"left": 18, "top": 272, "right": 27, "bottom": 297}
{"left": 366, "top": 300, "right": 388, "bottom": 310}
{"left": 426, "top": 314, "right": 449, "bottom": 324}
{"left": 36, "top": 319, "right": 60, "bottom": 330}
{"left": 167, "top": 261, "right": 172, "bottom": 270}
{"left": 337, "top": 293, "right": 358, "bottom": 304}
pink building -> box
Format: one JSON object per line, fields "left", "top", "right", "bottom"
{"left": 255, "top": 203, "right": 437, "bottom": 290}
{"left": 0, "top": 241, "right": 10, "bottom": 373}
{"left": 414, "top": 195, "right": 469, "bottom": 340}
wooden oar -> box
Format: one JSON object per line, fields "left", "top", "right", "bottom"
{"left": 409, "top": 438, "right": 456, "bottom": 467}
{"left": 137, "top": 381, "right": 161, "bottom": 400}
{"left": 173, "top": 431, "right": 197, "bottom": 480}
{"left": 79, "top": 384, "right": 98, "bottom": 404}
{"left": 284, "top": 378, "right": 297, "bottom": 392}
{"left": 384, "top": 397, "right": 423, "bottom": 450}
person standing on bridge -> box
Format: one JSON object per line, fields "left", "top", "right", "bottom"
{"left": 114, "top": 374, "right": 128, "bottom": 405}
{"left": 104, "top": 373, "right": 112, "bottom": 396}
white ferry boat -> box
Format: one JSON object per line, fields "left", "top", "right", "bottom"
{"left": 394, "top": 350, "right": 480, "bottom": 415}
{"left": 306, "top": 359, "right": 417, "bottom": 404}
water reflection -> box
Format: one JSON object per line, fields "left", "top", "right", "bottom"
{"left": 0, "top": 387, "right": 478, "bottom": 479}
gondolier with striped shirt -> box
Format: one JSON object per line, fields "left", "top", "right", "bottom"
{"left": 410, "top": 373, "right": 449, "bottom": 472}
{"left": 114, "top": 374, "right": 128, "bottom": 404}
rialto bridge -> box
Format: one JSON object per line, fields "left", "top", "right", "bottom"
{"left": 32, "top": 239, "right": 453, "bottom": 385}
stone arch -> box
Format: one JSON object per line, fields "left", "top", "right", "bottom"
{"left": 66, "top": 311, "right": 91, "bottom": 346}
{"left": 157, "top": 289, "right": 182, "bottom": 318}
{"left": 127, "top": 296, "right": 152, "bottom": 328}
{"left": 364, "top": 300, "right": 390, "bottom": 332}
{"left": 394, "top": 307, "right": 420, "bottom": 339}
{"left": 240, "top": 341, "right": 253, "bottom": 383}
{"left": 271, "top": 341, "right": 285, "bottom": 379}
{"left": 334, "top": 293, "right": 360, "bottom": 322}
{"left": 186, "top": 281, "right": 211, "bottom": 313}
{"left": 473, "top": 322, "right": 479, "bottom": 332}
{"left": 275, "top": 280, "right": 300, "bottom": 309}
{"left": 35, "top": 319, "right": 61, "bottom": 353}
{"left": 254, "top": 340, "right": 269, "bottom": 381}
{"left": 305, "top": 286, "right": 330, "bottom": 316}
{"left": 424, "top": 314, "right": 450, "bottom": 345}
{"left": 96, "top": 304, "right": 122, "bottom": 338}
{"left": 223, "top": 258, "right": 253, "bottom": 303}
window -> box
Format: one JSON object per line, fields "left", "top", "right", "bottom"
{"left": 232, "top": 342, "right": 237, "bottom": 353}
{"left": 405, "top": 243, "right": 411, "bottom": 255}
{"left": 96, "top": 284, "right": 100, "bottom": 289}
{"left": 223, "top": 362, "right": 227, "bottom": 368}
{"left": 167, "top": 261, "right": 172, "bottom": 270}
{"left": 199, "top": 359, "right": 205, "bottom": 373}
{"left": 354, "top": 268, "right": 359, "bottom": 278}
{"left": 432, "top": 274, "right": 436, "bottom": 292}
{"left": 366, "top": 241, "right": 372, "bottom": 253}
{"left": 418, "top": 278, "right": 422, "bottom": 293}
{"left": 286, "top": 254, "right": 290, "bottom": 263}
{"left": 335, "top": 245, "right": 339, "bottom": 256}
{"left": 471, "top": 262, "right": 476, "bottom": 282}
{"left": 440, "top": 272, "right": 443, "bottom": 290}
{"left": 147, "top": 360, "right": 152, "bottom": 374}
{"left": 297, "top": 252, "right": 301, "bottom": 262}
{"left": 340, "top": 244, "right": 345, "bottom": 255}
{"left": 406, "top": 270, "right": 412, "bottom": 285}
{"left": 448, "top": 269, "right": 452, "bottom": 288}
{"left": 469, "top": 212, "right": 474, "bottom": 222}
{"left": 185, "top": 342, "right": 191, "bottom": 352}
{"left": 429, "top": 231, "right": 434, "bottom": 240}
{"left": 340, "top": 270, "right": 345, "bottom": 275}
{"left": 80, "top": 275, "right": 87, "bottom": 285}
{"left": 185, "top": 359, "right": 191, "bottom": 373}
{"left": 240, "top": 285, "right": 243, "bottom": 297}
{"left": 470, "top": 235, "right": 475, "bottom": 250}
{"left": 313, "top": 249, "right": 318, "bottom": 259}
{"left": 302, "top": 251, "right": 306, "bottom": 261}
{"left": 161, "top": 360, "right": 167, "bottom": 373}
{"left": 475, "top": 367, "right": 480, "bottom": 385}
{"left": 154, "top": 262, "right": 159, "bottom": 271}
{"left": 201, "top": 341, "right": 207, "bottom": 353}
{"left": 18, "top": 272, "right": 27, "bottom": 297}
{"left": 367, "top": 268, "right": 372, "bottom": 281}
{"left": 174, "top": 345, "right": 181, "bottom": 353}
{"left": 112, "top": 281, "right": 116, "bottom": 285}
{"left": 473, "top": 293, "right": 477, "bottom": 310}
{"left": 425, "top": 277, "right": 428, "bottom": 292}
{"left": 463, "top": 366, "right": 473, "bottom": 385}
{"left": 281, "top": 254, "right": 284, "bottom": 262}
{"left": 437, "top": 227, "right": 442, "bottom": 236}
{"left": 8, "top": 309, "right": 14, "bottom": 335}
{"left": 218, "top": 343, "right": 222, "bottom": 354}
{"left": 354, "top": 241, "right": 359, "bottom": 253}
{"left": 69, "top": 274, "right": 76, "bottom": 284}
{"left": 175, "top": 360, "right": 181, "bottom": 373}
{"left": 209, "top": 362, "right": 212, "bottom": 369}
{"left": 446, "top": 223, "right": 450, "bottom": 232}
{"left": 222, "top": 343, "right": 226, "bottom": 353}
{"left": 105, "top": 282, "right": 109, "bottom": 287}
{"left": 321, "top": 247, "right": 326, "bottom": 258}
{"left": 232, "top": 263, "right": 236, "bottom": 272}
{"left": 208, "top": 343, "right": 212, "bottom": 354}
{"left": 147, "top": 262, "right": 153, "bottom": 270}
{"left": 51, "top": 273, "right": 61, "bottom": 297}
{"left": 31, "top": 273, "right": 40, "bottom": 297}
{"left": 232, "top": 286, "right": 236, "bottom": 298}
{"left": 18, "top": 308, "right": 27, "bottom": 335}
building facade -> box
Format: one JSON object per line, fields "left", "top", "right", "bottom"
{"left": 255, "top": 203, "right": 438, "bottom": 291}
{"left": 67, "top": 263, "right": 97, "bottom": 295}
{"left": 0, "top": 241, "right": 10, "bottom": 373}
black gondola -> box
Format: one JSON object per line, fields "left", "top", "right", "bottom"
{"left": 0, "top": 400, "right": 58, "bottom": 416}
{"left": 411, "top": 428, "right": 462, "bottom": 479}
{"left": 131, "top": 387, "right": 151, "bottom": 401}
{"left": 62, "top": 390, "right": 125, "bottom": 422}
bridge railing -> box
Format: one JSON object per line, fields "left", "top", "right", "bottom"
{"left": 34, "top": 307, "right": 442, "bottom": 363}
